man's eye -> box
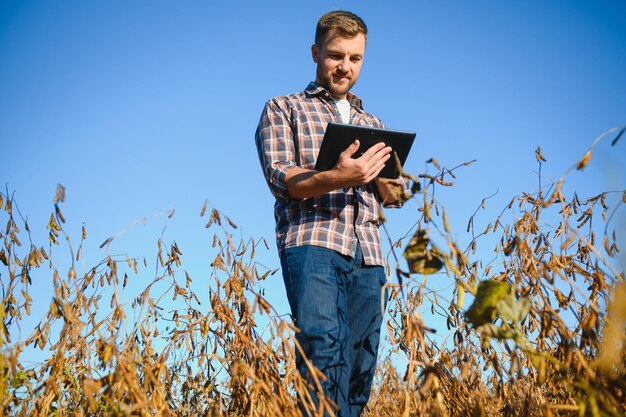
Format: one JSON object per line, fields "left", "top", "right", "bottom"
{"left": 351, "top": 57, "right": 361, "bottom": 63}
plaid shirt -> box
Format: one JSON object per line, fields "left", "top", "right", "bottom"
{"left": 255, "top": 82, "right": 401, "bottom": 266}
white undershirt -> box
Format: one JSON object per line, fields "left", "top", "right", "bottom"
{"left": 333, "top": 98, "right": 351, "bottom": 124}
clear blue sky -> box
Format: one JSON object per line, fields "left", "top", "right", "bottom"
{"left": 2, "top": 1, "right": 625, "bottom": 355}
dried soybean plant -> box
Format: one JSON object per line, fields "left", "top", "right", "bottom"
{"left": 0, "top": 187, "right": 335, "bottom": 416}
{"left": 1, "top": 125, "right": 625, "bottom": 417}
{"left": 367, "top": 126, "right": 626, "bottom": 416}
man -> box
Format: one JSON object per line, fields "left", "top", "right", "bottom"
{"left": 255, "top": 10, "right": 406, "bottom": 417}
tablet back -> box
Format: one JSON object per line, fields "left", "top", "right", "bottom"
{"left": 314, "top": 122, "right": 416, "bottom": 179}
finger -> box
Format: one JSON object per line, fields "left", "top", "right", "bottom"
{"left": 375, "top": 145, "right": 393, "bottom": 158}
{"left": 356, "top": 144, "right": 390, "bottom": 166}
{"left": 365, "top": 162, "right": 387, "bottom": 183}
{"left": 367, "top": 156, "right": 390, "bottom": 180}
{"left": 368, "top": 150, "right": 391, "bottom": 167}
{"left": 362, "top": 142, "right": 388, "bottom": 157}
{"left": 341, "top": 140, "right": 361, "bottom": 158}
{"left": 366, "top": 147, "right": 392, "bottom": 166}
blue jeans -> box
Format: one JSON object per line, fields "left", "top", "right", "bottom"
{"left": 280, "top": 244, "right": 386, "bottom": 417}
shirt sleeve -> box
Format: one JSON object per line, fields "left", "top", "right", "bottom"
{"left": 255, "top": 98, "right": 296, "bottom": 200}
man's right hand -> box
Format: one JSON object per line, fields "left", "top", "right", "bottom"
{"left": 334, "top": 140, "right": 392, "bottom": 186}
{"left": 285, "top": 140, "right": 392, "bottom": 199}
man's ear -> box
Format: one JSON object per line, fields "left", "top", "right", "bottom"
{"left": 311, "top": 43, "right": 319, "bottom": 63}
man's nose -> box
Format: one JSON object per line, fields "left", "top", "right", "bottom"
{"left": 338, "top": 58, "right": 350, "bottom": 72}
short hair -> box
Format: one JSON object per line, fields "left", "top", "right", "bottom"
{"left": 315, "top": 11, "right": 367, "bottom": 46}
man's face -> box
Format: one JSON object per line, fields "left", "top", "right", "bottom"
{"left": 312, "top": 31, "right": 366, "bottom": 100}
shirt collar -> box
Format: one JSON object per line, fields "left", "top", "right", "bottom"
{"left": 305, "top": 82, "right": 363, "bottom": 109}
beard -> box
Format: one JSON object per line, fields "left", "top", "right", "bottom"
{"left": 316, "top": 68, "right": 356, "bottom": 98}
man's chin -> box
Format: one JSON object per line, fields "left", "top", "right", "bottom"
{"left": 317, "top": 77, "right": 355, "bottom": 98}
{"left": 330, "top": 88, "right": 349, "bottom": 97}
{"left": 328, "top": 83, "right": 352, "bottom": 98}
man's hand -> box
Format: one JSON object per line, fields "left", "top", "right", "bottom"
{"left": 284, "top": 140, "right": 391, "bottom": 199}
{"left": 334, "top": 140, "right": 392, "bottom": 186}
{"left": 374, "top": 177, "right": 405, "bottom": 206}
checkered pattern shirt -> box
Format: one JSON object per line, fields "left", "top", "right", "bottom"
{"left": 255, "top": 82, "right": 401, "bottom": 266}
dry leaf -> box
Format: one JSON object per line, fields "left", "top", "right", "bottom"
{"left": 576, "top": 150, "right": 592, "bottom": 170}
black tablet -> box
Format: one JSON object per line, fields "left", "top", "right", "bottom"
{"left": 314, "top": 122, "right": 416, "bottom": 179}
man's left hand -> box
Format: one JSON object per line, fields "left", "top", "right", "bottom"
{"left": 374, "top": 178, "right": 408, "bottom": 207}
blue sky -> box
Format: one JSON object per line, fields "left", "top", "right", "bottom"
{"left": 2, "top": 1, "right": 625, "bottom": 355}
